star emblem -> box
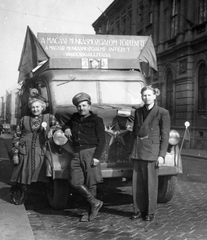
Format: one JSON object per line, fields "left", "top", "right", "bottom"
{"left": 105, "top": 124, "right": 129, "bottom": 146}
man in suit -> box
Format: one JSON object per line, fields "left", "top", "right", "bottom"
{"left": 130, "top": 85, "right": 171, "bottom": 221}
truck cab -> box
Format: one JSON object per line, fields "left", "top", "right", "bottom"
{"left": 17, "top": 28, "right": 182, "bottom": 209}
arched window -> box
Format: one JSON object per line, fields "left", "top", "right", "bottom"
{"left": 166, "top": 69, "right": 173, "bottom": 115}
{"left": 198, "top": 63, "right": 207, "bottom": 111}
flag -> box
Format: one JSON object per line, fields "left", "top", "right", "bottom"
{"left": 139, "top": 36, "right": 157, "bottom": 71}
{"left": 18, "top": 26, "right": 48, "bottom": 83}
{"left": 184, "top": 127, "right": 190, "bottom": 141}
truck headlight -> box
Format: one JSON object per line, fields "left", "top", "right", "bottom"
{"left": 53, "top": 130, "right": 68, "bottom": 146}
{"left": 169, "top": 130, "right": 180, "bottom": 145}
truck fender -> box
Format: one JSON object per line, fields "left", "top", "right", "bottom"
{"left": 44, "top": 143, "right": 72, "bottom": 179}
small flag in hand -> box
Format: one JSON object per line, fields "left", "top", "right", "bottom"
{"left": 184, "top": 121, "right": 190, "bottom": 141}
{"left": 184, "top": 127, "right": 190, "bottom": 141}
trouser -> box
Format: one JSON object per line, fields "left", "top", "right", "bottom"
{"left": 132, "top": 159, "right": 158, "bottom": 215}
{"left": 69, "top": 148, "right": 102, "bottom": 196}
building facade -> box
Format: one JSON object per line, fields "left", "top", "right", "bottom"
{"left": 0, "top": 96, "right": 6, "bottom": 124}
{"left": 92, "top": 0, "right": 207, "bottom": 150}
{"left": 0, "top": 84, "right": 20, "bottom": 130}
{"left": 6, "top": 87, "right": 19, "bottom": 128}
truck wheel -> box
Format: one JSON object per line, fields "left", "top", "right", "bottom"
{"left": 157, "top": 175, "right": 177, "bottom": 203}
{"left": 46, "top": 179, "right": 69, "bottom": 210}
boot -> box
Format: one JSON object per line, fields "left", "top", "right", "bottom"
{"left": 18, "top": 184, "right": 27, "bottom": 205}
{"left": 10, "top": 185, "right": 20, "bottom": 204}
{"left": 80, "top": 186, "right": 96, "bottom": 222}
{"left": 10, "top": 184, "right": 27, "bottom": 205}
{"left": 89, "top": 185, "right": 97, "bottom": 198}
{"left": 76, "top": 185, "right": 103, "bottom": 222}
{"left": 88, "top": 196, "right": 103, "bottom": 221}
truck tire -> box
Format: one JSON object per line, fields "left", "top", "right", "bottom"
{"left": 46, "top": 179, "right": 69, "bottom": 210}
{"left": 157, "top": 175, "right": 177, "bottom": 203}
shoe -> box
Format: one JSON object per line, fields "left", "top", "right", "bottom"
{"left": 80, "top": 212, "right": 89, "bottom": 222}
{"left": 10, "top": 185, "right": 27, "bottom": 205}
{"left": 130, "top": 212, "right": 143, "bottom": 220}
{"left": 10, "top": 185, "right": 20, "bottom": 205}
{"left": 145, "top": 214, "right": 154, "bottom": 221}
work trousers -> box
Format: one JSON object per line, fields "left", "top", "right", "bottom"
{"left": 132, "top": 159, "right": 158, "bottom": 215}
{"left": 69, "top": 147, "right": 102, "bottom": 197}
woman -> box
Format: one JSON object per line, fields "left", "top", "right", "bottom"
{"left": 10, "top": 97, "right": 60, "bottom": 205}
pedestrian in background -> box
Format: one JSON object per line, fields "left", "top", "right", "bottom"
{"left": 130, "top": 85, "right": 170, "bottom": 221}
{"left": 63, "top": 92, "right": 105, "bottom": 222}
{"left": 10, "top": 97, "right": 60, "bottom": 205}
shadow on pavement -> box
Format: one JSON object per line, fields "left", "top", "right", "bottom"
{"left": 24, "top": 181, "right": 133, "bottom": 219}
{"left": 0, "top": 186, "right": 11, "bottom": 203}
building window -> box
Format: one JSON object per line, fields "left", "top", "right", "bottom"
{"left": 121, "top": 15, "right": 126, "bottom": 35}
{"left": 116, "top": 19, "right": 120, "bottom": 35}
{"left": 106, "top": 20, "right": 110, "bottom": 34}
{"left": 98, "top": 27, "right": 102, "bottom": 34}
{"left": 110, "top": 20, "right": 115, "bottom": 34}
{"left": 171, "top": 0, "right": 178, "bottom": 38}
{"left": 198, "top": 63, "right": 207, "bottom": 112}
{"left": 166, "top": 69, "right": 173, "bottom": 115}
{"left": 149, "top": 12, "right": 153, "bottom": 24}
{"left": 198, "top": 0, "right": 207, "bottom": 24}
{"left": 139, "top": 4, "right": 144, "bottom": 26}
{"left": 127, "top": 10, "right": 132, "bottom": 34}
{"left": 148, "top": 0, "right": 153, "bottom": 25}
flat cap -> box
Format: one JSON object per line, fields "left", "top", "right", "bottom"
{"left": 72, "top": 92, "right": 91, "bottom": 106}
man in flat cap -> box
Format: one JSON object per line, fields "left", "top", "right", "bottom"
{"left": 63, "top": 92, "right": 105, "bottom": 222}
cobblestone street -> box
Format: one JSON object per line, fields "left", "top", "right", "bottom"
{"left": 24, "top": 156, "right": 207, "bottom": 240}
{"left": 3, "top": 136, "right": 207, "bottom": 240}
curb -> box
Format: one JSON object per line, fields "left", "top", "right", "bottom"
{"left": 0, "top": 137, "right": 35, "bottom": 240}
{"left": 181, "top": 149, "right": 207, "bottom": 160}
{"left": 0, "top": 182, "right": 35, "bottom": 240}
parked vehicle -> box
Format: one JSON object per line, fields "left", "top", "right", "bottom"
{"left": 2, "top": 124, "right": 11, "bottom": 134}
{"left": 17, "top": 27, "right": 182, "bottom": 209}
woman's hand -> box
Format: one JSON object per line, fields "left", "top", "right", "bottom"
{"left": 47, "top": 129, "right": 54, "bottom": 138}
{"left": 64, "top": 128, "right": 72, "bottom": 140}
{"left": 13, "top": 155, "right": 19, "bottom": 165}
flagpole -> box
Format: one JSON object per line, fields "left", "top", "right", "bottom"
{"left": 179, "top": 129, "right": 186, "bottom": 153}
{"left": 179, "top": 121, "right": 190, "bottom": 154}
{"left": 177, "top": 122, "right": 190, "bottom": 172}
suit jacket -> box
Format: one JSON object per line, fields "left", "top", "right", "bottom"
{"left": 131, "top": 104, "right": 171, "bottom": 161}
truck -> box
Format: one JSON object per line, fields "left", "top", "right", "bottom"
{"left": 17, "top": 26, "right": 182, "bottom": 209}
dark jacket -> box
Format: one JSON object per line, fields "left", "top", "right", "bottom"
{"left": 131, "top": 104, "right": 171, "bottom": 161}
{"left": 64, "top": 112, "right": 105, "bottom": 160}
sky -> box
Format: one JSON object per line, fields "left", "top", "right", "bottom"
{"left": 0, "top": 0, "right": 113, "bottom": 97}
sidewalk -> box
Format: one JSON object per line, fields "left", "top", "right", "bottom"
{"left": 0, "top": 136, "right": 35, "bottom": 240}
{"left": 181, "top": 148, "right": 207, "bottom": 159}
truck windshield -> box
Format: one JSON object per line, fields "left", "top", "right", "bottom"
{"left": 51, "top": 80, "right": 143, "bottom": 106}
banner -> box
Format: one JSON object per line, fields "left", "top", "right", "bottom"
{"left": 18, "top": 26, "right": 48, "bottom": 83}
